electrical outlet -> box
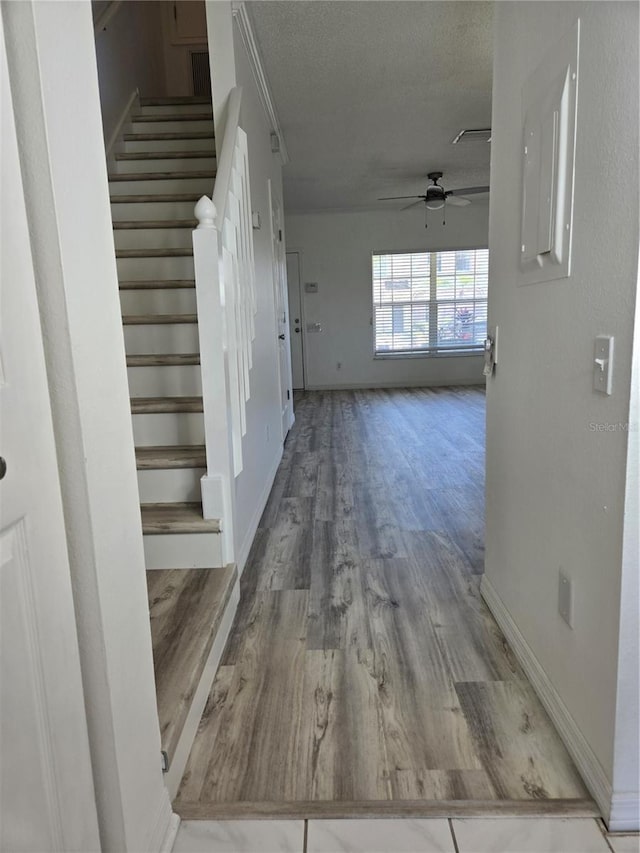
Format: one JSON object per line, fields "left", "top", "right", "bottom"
{"left": 558, "top": 570, "right": 573, "bottom": 628}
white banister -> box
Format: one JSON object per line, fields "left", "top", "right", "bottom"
{"left": 192, "top": 87, "right": 257, "bottom": 565}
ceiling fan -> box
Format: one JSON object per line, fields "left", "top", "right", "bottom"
{"left": 378, "top": 171, "right": 489, "bottom": 226}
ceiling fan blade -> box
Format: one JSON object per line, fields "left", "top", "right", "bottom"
{"left": 448, "top": 185, "right": 490, "bottom": 196}
{"left": 401, "top": 199, "right": 425, "bottom": 211}
{"left": 378, "top": 195, "right": 427, "bottom": 201}
{"left": 446, "top": 195, "right": 471, "bottom": 207}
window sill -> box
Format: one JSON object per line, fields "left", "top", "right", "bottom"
{"left": 373, "top": 350, "right": 484, "bottom": 360}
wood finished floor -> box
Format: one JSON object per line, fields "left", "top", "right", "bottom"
{"left": 175, "top": 388, "right": 591, "bottom": 814}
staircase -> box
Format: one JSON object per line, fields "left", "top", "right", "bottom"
{"left": 109, "top": 95, "right": 239, "bottom": 796}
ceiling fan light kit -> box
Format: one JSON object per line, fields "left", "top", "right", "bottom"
{"left": 377, "top": 171, "right": 489, "bottom": 228}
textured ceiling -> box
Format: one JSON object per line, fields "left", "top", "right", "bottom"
{"left": 247, "top": 1, "right": 493, "bottom": 212}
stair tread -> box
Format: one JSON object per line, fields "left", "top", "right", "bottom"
{"left": 124, "top": 131, "right": 214, "bottom": 141}
{"left": 123, "top": 313, "right": 197, "bottom": 326}
{"left": 140, "top": 96, "right": 212, "bottom": 106}
{"left": 116, "top": 248, "right": 193, "bottom": 258}
{"left": 114, "top": 220, "right": 197, "bottom": 230}
{"left": 116, "top": 151, "right": 215, "bottom": 160}
{"left": 119, "top": 279, "right": 195, "bottom": 290}
{"left": 131, "top": 396, "right": 203, "bottom": 414}
{"left": 136, "top": 445, "right": 206, "bottom": 470}
{"left": 132, "top": 113, "right": 213, "bottom": 123}
{"left": 111, "top": 193, "right": 203, "bottom": 203}
{"left": 109, "top": 171, "right": 216, "bottom": 182}
{"left": 147, "top": 563, "right": 236, "bottom": 762}
{"left": 141, "top": 502, "right": 220, "bottom": 533}
{"left": 127, "top": 353, "right": 200, "bottom": 367}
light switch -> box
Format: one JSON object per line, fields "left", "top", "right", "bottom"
{"left": 305, "top": 282, "right": 319, "bottom": 294}
{"left": 593, "top": 335, "right": 614, "bottom": 395}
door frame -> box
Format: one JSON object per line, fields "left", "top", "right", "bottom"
{"left": 286, "top": 249, "right": 307, "bottom": 390}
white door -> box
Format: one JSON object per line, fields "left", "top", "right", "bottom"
{"left": 0, "top": 24, "right": 100, "bottom": 853}
{"left": 286, "top": 252, "right": 305, "bottom": 389}
{"left": 268, "top": 181, "right": 294, "bottom": 438}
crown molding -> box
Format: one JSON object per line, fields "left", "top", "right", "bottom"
{"left": 232, "top": 1, "right": 289, "bottom": 165}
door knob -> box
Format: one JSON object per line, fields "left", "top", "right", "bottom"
{"left": 278, "top": 334, "right": 285, "bottom": 340}
{"left": 0, "top": 457, "right": 6, "bottom": 480}
{"left": 295, "top": 327, "right": 300, "bottom": 333}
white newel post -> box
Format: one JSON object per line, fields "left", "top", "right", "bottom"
{"left": 193, "top": 195, "right": 236, "bottom": 564}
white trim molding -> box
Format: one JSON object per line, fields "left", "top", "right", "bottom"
{"left": 480, "top": 576, "right": 614, "bottom": 823}
{"left": 236, "top": 446, "right": 283, "bottom": 576}
{"left": 608, "top": 793, "right": 640, "bottom": 833}
{"left": 146, "top": 788, "right": 179, "bottom": 853}
{"left": 105, "top": 88, "right": 139, "bottom": 162}
{"left": 231, "top": 1, "right": 289, "bottom": 165}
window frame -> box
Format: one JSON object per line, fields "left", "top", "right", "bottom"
{"left": 371, "top": 246, "right": 489, "bottom": 359}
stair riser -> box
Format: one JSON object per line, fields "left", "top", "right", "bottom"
{"left": 114, "top": 228, "right": 194, "bottom": 251}
{"left": 109, "top": 176, "right": 214, "bottom": 196}
{"left": 123, "top": 136, "right": 215, "bottom": 153}
{"left": 137, "top": 468, "right": 205, "bottom": 503}
{"left": 111, "top": 199, "right": 199, "bottom": 221}
{"left": 130, "top": 119, "right": 214, "bottom": 134}
{"left": 120, "top": 288, "right": 197, "bottom": 315}
{"left": 127, "top": 364, "right": 202, "bottom": 397}
{"left": 144, "top": 532, "right": 223, "bottom": 570}
{"left": 114, "top": 157, "right": 216, "bottom": 175}
{"left": 136, "top": 104, "right": 213, "bottom": 116}
{"left": 132, "top": 412, "right": 204, "bottom": 446}
{"left": 116, "top": 255, "right": 194, "bottom": 280}
{"left": 123, "top": 323, "right": 199, "bottom": 355}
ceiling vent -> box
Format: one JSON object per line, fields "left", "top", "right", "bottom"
{"left": 452, "top": 128, "right": 492, "bottom": 145}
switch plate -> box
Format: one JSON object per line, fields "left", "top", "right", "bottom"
{"left": 305, "top": 281, "right": 318, "bottom": 294}
{"left": 594, "top": 335, "right": 614, "bottom": 395}
{"left": 558, "top": 570, "right": 573, "bottom": 628}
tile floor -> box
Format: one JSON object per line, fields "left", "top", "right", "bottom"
{"left": 173, "top": 817, "right": 639, "bottom": 853}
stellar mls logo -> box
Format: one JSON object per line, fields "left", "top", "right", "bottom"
{"left": 589, "top": 422, "right": 638, "bottom": 432}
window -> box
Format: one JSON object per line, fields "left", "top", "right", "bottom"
{"left": 372, "top": 249, "right": 488, "bottom": 356}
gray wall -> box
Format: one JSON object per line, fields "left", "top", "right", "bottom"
{"left": 285, "top": 202, "right": 489, "bottom": 389}
{"left": 485, "top": 0, "right": 639, "bottom": 823}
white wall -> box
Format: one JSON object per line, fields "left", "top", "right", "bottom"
{"left": 94, "top": 1, "right": 166, "bottom": 145}
{"left": 231, "top": 14, "right": 289, "bottom": 569}
{"left": 285, "top": 203, "right": 489, "bottom": 388}
{"left": 3, "top": 3, "right": 174, "bottom": 849}
{"left": 485, "top": 0, "right": 638, "bottom": 828}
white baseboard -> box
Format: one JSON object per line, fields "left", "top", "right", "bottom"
{"left": 480, "top": 576, "right": 614, "bottom": 822}
{"left": 236, "top": 446, "right": 283, "bottom": 576}
{"left": 305, "top": 378, "right": 486, "bottom": 391}
{"left": 164, "top": 579, "right": 240, "bottom": 799}
{"left": 608, "top": 792, "right": 640, "bottom": 832}
{"left": 159, "top": 813, "right": 180, "bottom": 853}
{"left": 146, "top": 787, "right": 178, "bottom": 853}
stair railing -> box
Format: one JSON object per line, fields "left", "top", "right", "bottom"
{"left": 193, "top": 86, "right": 256, "bottom": 564}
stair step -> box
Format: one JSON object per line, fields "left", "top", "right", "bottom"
{"left": 147, "top": 564, "right": 237, "bottom": 763}
{"left": 132, "top": 113, "right": 213, "bottom": 123}
{"left": 141, "top": 502, "right": 220, "bottom": 534}
{"left": 131, "top": 396, "right": 203, "bottom": 414}
{"left": 111, "top": 193, "right": 203, "bottom": 204}
{"left": 109, "top": 171, "right": 216, "bottom": 182}
{"left": 116, "top": 151, "right": 214, "bottom": 161}
{"left": 136, "top": 445, "right": 206, "bottom": 470}
{"left": 122, "top": 313, "right": 197, "bottom": 325}
{"left": 124, "top": 131, "right": 214, "bottom": 142}
{"left": 140, "top": 96, "right": 212, "bottom": 106}
{"left": 116, "top": 248, "right": 193, "bottom": 259}
{"left": 127, "top": 353, "right": 200, "bottom": 367}
{"left": 119, "top": 279, "right": 195, "bottom": 290}
{"left": 114, "top": 220, "right": 197, "bottom": 230}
